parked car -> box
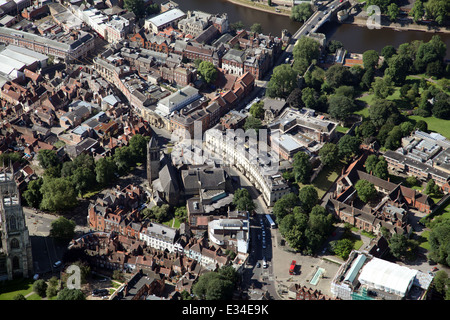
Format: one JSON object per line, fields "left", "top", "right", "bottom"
{"left": 53, "top": 261, "right": 62, "bottom": 268}
{"left": 92, "top": 289, "right": 109, "bottom": 297}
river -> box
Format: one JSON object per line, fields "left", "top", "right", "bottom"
{"left": 154, "top": 0, "right": 450, "bottom": 59}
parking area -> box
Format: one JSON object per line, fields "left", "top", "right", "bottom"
{"left": 270, "top": 229, "right": 343, "bottom": 298}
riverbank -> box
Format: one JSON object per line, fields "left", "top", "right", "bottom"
{"left": 224, "top": 0, "right": 291, "bottom": 17}
{"left": 343, "top": 15, "right": 450, "bottom": 34}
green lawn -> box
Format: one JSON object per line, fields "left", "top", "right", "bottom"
{"left": 408, "top": 115, "right": 450, "bottom": 140}
{"left": 299, "top": 163, "right": 343, "bottom": 199}
{"left": 0, "top": 278, "right": 34, "bottom": 300}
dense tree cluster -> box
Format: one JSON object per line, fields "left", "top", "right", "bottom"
{"left": 23, "top": 134, "right": 149, "bottom": 212}
{"left": 192, "top": 266, "right": 238, "bottom": 300}
{"left": 274, "top": 189, "right": 334, "bottom": 255}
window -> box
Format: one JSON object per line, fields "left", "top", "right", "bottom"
{"left": 10, "top": 238, "right": 19, "bottom": 249}
{"left": 9, "top": 215, "right": 17, "bottom": 231}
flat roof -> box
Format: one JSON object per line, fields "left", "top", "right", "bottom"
{"left": 358, "top": 257, "right": 417, "bottom": 296}
{"left": 146, "top": 8, "right": 185, "bottom": 27}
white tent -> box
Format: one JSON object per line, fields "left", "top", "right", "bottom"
{"left": 358, "top": 257, "right": 418, "bottom": 297}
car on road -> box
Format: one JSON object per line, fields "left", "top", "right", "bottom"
{"left": 432, "top": 267, "right": 439, "bottom": 272}
{"left": 33, "top": 274, "right": 39, "bottom": 280}
{"left": 92, "top": 289, "right": 109, "bottom": 297}
{"left": 53, "top": 261, "right": 62, "bottom": 268}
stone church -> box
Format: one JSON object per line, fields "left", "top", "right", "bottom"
{"left": 0, "top": 167, "right": 33, "bottom": 280}
{"left": 146, "top": 136, "right": 180, "bottom": 206}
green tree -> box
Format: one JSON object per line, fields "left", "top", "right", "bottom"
{"left": 33, "top": 279, "right": 47, "bottom": 297}
{"left": 389, "top": 233, "right": 411, "bottom": 259}
{"left": 250, "top": 23, "right": 262, "bottom": 33}
{"left": 333, "top": 238, "right": 354, "bottom": 260}
{"left": 337, "top": 135, "right": 361, "bottom": 163}
{"left": 372, "top": 76, "right": 395, "bottom": 98}
{"left": 13, "top": 293, "right": 26, "bottom": 300}
{"left": 23, "top": 177, "right": 43, "bottom": 208}
{"left": 301, "top": 87, "right": 319, "bottom": 110}
{"left": 327, "top": 40, "right": 343, "bottom": 54}
{"left": 362, "top": 50, "right": 380, "bottom": 70}
{"left": 381, "top": 45, "right": 397, "bottom": 60}
{"left": 355, "top": 179, "right": 377, "bottom": 203}
{"left": 369, "top": 99, "right": 398, "bottom": 128}
{"left": 387, "top": 3, "right": 399, "bottom": 21}
{"left": 325, "top": 64, "right": 352, "bottom": 88}
{"left": 266, "top": 64, "right": 298, "bottom": 98}
{"left": 50, "top": 216, "right": 76, "bottom": 241}
{"left": 424, "top": 0, "right": 450, "bottom": 25}
{"left": 40, "top": 177, "right": 78, "bottom": 212}
{"left": 374, "top": 157, "right": 389, "bottom": 180}
{"left": 198, "top": 61, "right": 218, "bottom": 84}
{"left": 37, "top": 149, "right": 59, "bottom": 169}
{"left": 95, "top": 156, "right": 117, "bottom": 186}
{"left": 272, "top": 192, "right": 300, "bottom": 222}
{"left": 193, "top": 266, "right": 237, "bottom": 300}
{"left": 410, "top": 0, "right": 425, "bottom": 22}
{"left": 113, "top": 146, "right": 133, "bottom": 175}
{"left": 293, "top": 36, "right": 320, "bottom": 67}
{"left": 385, "top": 54, "right": 411, "bottom": 85}
{"left": 298, "top": 185, "right": 318, "bottom": 213}
{"left": 319, "top": 143, "right": 339, "bottom": 167}
{"left": 365, "top": 154, "right": 379, "bottom": 175}
{"left": 249, "top": 101, "right": 265, "bottom": 119}
{"left": 123, "top": 0, "right": 146, "bottom": 18}
{"left": 292, "top": 151, "right": 312, "bottom": 184}
{"left": 308, "top": 205, "right": 333, "bottom": 236}
{"left": 233, "top": 188, "right": 255, "bottom": 212}
{"left": 129, "top": 134, "right": 150, "bottom": 163}
{"left": 290, "top": 3, "right": 313, "bottom": 22}
{"left": 328, "top": 94, "right": 356, "bottom": 121}
{"left": 56, "top": 288, "right": 86, "bottom": 300}
{"left": 243, "top": 116, "right": 262, "bottom": 132}
{"left": 431, "top": 92, "right": 450, "bottom": 119}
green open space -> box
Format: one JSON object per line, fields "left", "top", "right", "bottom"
{"left": 0, "top": 278, "right": 35, "bottom": 300}
{"left": 408, "top": 115, "right": 450, "bottom": 140}
{"left": 298, "top": 162, "right": 344, "bottom": 199}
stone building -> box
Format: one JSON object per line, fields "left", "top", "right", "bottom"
{"left": 0, "top": 167, "right": 33, "bottom": 280}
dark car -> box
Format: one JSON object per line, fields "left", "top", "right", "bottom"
{"left": 92, "top": 289, "right": 109, "bottom": 297}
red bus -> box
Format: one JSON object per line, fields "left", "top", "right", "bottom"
{"left": 289, "top": 260, "right": 296, "bottom": 275}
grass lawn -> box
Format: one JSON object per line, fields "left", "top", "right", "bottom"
{"left": 162, "top": 217, "right": 181, "bottom": 229}
{"left": 299, "top": 162, "right": 344, "bottom": 199}
{"left": 408, "top": 115, "right": 450, "bottom": 140}
{"left": 0, "top": 278, "right": 34, "bottom": 300}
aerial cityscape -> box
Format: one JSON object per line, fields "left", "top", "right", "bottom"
{"left": 0, "top": 0, "right": 449, "bottom": 308}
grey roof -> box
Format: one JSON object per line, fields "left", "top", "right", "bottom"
{"left": 223, "top": 48, "right": 245, "bottom": 63}
{"left": 181, "top": 167, "right": 227, "bottom": 191}
{"left": 146, "top": 222, "right": 178, "bottom": 243}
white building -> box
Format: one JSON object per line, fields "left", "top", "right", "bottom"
{"left": 331, "top": 251, "right": 434, "bottom": 300}
{"left": 204, "top": 128, "right": 290, "bottom": 206}
{"left": 144, "top": 8, "right": 186, "bottom": 33}
{"left": 208, "top": 218, "right": 249, "bottom": 254}
{"left": 139, "top": 222, "right": 182, "bottom": 253}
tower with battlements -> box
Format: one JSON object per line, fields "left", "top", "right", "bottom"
{"left": 0, "top": 167, "right": 33, "bottom": 280}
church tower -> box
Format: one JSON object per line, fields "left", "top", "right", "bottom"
{"left": 147, "top": 136, "right": 160, "bottom": 185}
{"left": 0, "top": 167, "right": 33, "bottom": 280}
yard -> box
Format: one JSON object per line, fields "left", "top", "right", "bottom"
{"left": 0, "top": 278, "right": 41, "bottom": 300}
{"left": 408, "top": 115, "right": 450, "bottom": 140}
{"left": 298, "top": 162, "right": 344, "bottom": 199}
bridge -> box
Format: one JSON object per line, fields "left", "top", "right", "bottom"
{"left": 292, "top": 0, "right": 350, "bottom": 40}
